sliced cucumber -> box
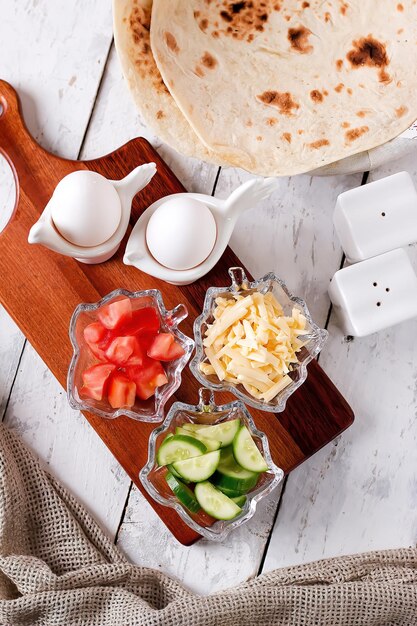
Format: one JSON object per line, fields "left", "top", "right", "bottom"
{"left": 157, "top": 435, "right": 206, "bottom": 466}
{"left": 175, "top": 426, "right": 220, "bottom": 452}
{"left": 172, "top": 450, "right": 220, "bottom": 482}
{"left": 212, "top": 446, "right": 259, "bottom": 493}
{"left": 181, "top": 423, "right": 207, "bottom": 433}
{"left": 167, "top": 463, "right": 190, "bottom": 483}
{"left": 182, "top": 419, "right": 240, "bottom": 448}
{"left": 215, "top": 484, "right": 246, "bottom": 498}
{"left": 194, "top": 481, "right": 242, "bottom": 520}
{"left": 165, "top": 472, "right": 200, "bottom": 513}
{"left": 231, "top": 495, "right": 247, "bottom": 507}
{"left": 233, "top": 425, "right": 268, "bottom": 473}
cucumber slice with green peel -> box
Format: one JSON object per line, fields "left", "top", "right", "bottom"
{"left": 213, "top": 446, "right": 259, "bottom": 492}
{"left": 157, "top": 435, "right": 207, "bottom": 466}
{"left": 182, "top": 419, "right": 240, "bottom": 448}
{"left": 175, "top": 426, "right": 221, "bottom": 452}
{"left": 194, "top": 481, "right": 242, "bottom": 520}
{"left": 214, "top": 484, "right": 247, "bottom": 498}
{"left": 231, "top": 494, "right": 247, "bottom": 507}
{"left": 165, "top": 472, "right": 200, "bottom": 513}
{"left": 167, "top": 464, "right": 190, "bottom": 483}
{"left": 212, "top": 472, "right": 258, "bottom": 494}
{"left": 232, "top": 425, "right": 268, "bottom": 473}
{"left": 172, "top": 450, "right": 220, "bottom": 482}
{"left": 181, "top": 423, "right": 207, "bottom": 433}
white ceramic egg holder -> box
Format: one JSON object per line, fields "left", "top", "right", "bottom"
{"left": 124, "top": 177, "right": 279, "bottom": 285}
{"left": 329, "top": 172, "right": 417, "bottom": 336}
{"left": 28, "top": 163, "right": 157, "bottom": 264}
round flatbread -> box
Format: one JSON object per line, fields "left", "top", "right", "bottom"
{"left": 150, "top": 0, "right": 417, "bottom": 176}
{"left": 113, "top": 0, "right": 224, "bottom": 165}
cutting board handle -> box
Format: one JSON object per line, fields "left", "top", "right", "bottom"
{"left": 0, "top": 80, "right": 39, "bottom": 171}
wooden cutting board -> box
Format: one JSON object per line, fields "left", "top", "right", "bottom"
{"left": 0, "top": 80, "right": 354, "bottom": 545}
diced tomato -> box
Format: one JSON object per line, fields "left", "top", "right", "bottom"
{"left": 137, "top": 332, "right": 158, "bottom": 354}
{"left": 120, "top": 306, "right": 160, "bottom": 336}
{"left": 80, "top": 363, "right": 116, "bottom": 401}
{"left": 84, "top": 321, "right": 107, "bottom": 344}
{"left": 126, "top": 360, "right": 168, "bottom": 400}
{"left": 147, "top": 333, "right": 185, "bottom": 362}
{"left": 83, "top": 322, "right": 113, "bottom": 361}
{"left": 97, "top": 297, "right": 132, "bottom": 330}
{"left": 107, "top": 373, "right": 136, "bottom": 409}
{"left": 105, "top": 336, "right": 143, "bottom": 366}
{"left": 166, "top": 341, "right": 186, "bottom": 360}
{"left": 147, "top": 333, "right": 174, "bottom": 360}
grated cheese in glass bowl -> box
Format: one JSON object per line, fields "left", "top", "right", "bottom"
{"left": 190, "top": 267, "right": 328, "bottom": 413}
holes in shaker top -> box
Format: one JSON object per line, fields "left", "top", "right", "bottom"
{"left": 381, "top": 212, "right": 386, "bottom": 217}
{"left": 386, "top": 287, "right": 390, "bottom": 292}
{"left": 373, "top": 282, "right": 377, "bottom": 287}
{"left": 376, "top": 302, "right": 381, "bottom": 307}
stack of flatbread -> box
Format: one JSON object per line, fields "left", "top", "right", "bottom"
{"left": 113, "top": 0, "right": 417, "bottom": 176}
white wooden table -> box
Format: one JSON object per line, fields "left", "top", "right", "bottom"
{"left": 1, "top": 1, "right": 416, "bottom": 595}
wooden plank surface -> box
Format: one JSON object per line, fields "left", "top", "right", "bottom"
{"left": 0, "top": 78, "right": 353, "bottom": 545}
{"left": 263, "top": 160, "right": 417, "bottom": 572}
{"left": 0, "top": 0, "right": 130, "bottom": 539}
{"left": 1, "top": 0, "right": 415, "bottom": 595}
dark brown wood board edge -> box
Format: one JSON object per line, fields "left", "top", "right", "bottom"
{"left": 0, "top": 80, "right": 355, "bottom": 545}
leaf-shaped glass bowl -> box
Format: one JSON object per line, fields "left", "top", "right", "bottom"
{"left": 139, "top": 388, "right": 284, "bottom": 541}
{"left": 67, "top": 289, "right": 194, "bottom": 423}
{"left": 190, "top": 267, "right": 328, "bottom": 413}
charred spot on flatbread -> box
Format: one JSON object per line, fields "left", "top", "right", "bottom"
{"left": 308, "top": 139, "right": 330, "bottom": 149}
{"left": 347, "top": 36, "right": 391, "bottom": 83}
{"left": 164, "top": 31, "right": 180, "bottom": 53}
{"left": 345, "top": 125, "right": 369, "bottom": 142}
{"left": 201, "top": 51, "right": 218, "bottom": 68}
{"left": 310, "top": 90, "right": 324, "bottom": 102}
{"left": 288, "top": 26, "right": 313, "bottom": 53}
{"left": 395, "top": 105, "right": 408, "bottom": 117}
{"left": 194, "top": 1, "right": 282, "bottom": 42}
{"left": 257, "top": 90, "right": 300, "bottom": 115}
{"left": 194, "top": 65, "right": 205, "bottom": 77}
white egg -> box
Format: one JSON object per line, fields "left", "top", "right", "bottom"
{"left": 51, "top": 170, "right": 122, "bottom": 247}
{"left": 146, "top": 197, "right": 217, "bottom": 271}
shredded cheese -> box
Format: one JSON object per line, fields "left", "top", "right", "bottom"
{"left": 200, "top": 291, "right": 308, "bottom": 403}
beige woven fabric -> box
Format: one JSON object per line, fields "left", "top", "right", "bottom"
{"left": 0, "top": 423, "right": 416, "bottom": 626}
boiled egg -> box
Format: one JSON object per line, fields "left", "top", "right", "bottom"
{"left": 146, "top": 197, "right": 217, "bottom": 271}
{"left": 51, "top": 170, "right": 122, "bottom": 247}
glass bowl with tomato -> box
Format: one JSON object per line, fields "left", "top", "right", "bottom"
{"left": 67, "top": 289, "right": 194, "bottom": 422}
{"left": 140, "top": 388, "right": 284, "bottom": 541}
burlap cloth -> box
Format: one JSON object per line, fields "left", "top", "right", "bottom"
{"left": 0, "top": 423, "right": 416, "bottom": 626}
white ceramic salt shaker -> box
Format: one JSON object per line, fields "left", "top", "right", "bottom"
{"left": 334, "top": 172, "right": 417, "bottom": 263}
{"left": 328, "top": 248, "right": 417, "bottom": 337}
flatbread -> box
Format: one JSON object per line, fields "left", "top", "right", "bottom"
{"left": 112, "top": 0, "right": 224, "bottom": 165}
{"left": 150, "top": 0, "right": 417, "bottom": 176}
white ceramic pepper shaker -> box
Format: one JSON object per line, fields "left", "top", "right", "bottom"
{"left": 334, "top": 172, "right": 417, "bottom": 263}
{"left": 328, "top": 248, "right": 417, "bottom": 337}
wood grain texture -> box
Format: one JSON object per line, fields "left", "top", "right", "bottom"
{"left": 0, "top": 0, "right": 131, "bottom": 542}
{"left": 0, "top": 79, "right": 353, "bottom": 544}
{"left": 74, "top": 49, "right": 283, "bottom": 591}
{"left": 263, "top": 162, "right": 417, "bottom": 572}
